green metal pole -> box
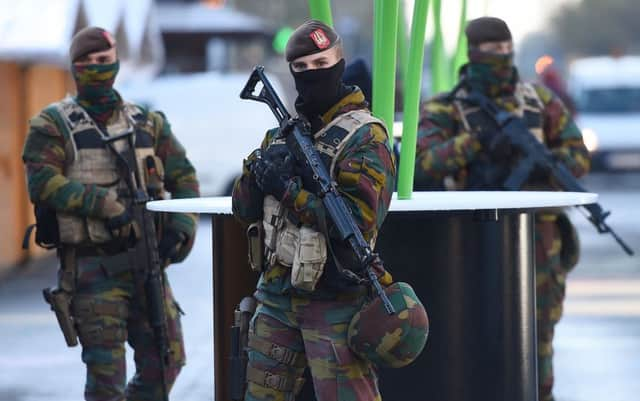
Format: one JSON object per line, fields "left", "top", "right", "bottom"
{"left": 430, "top": 0, "right": 451, "bottom": 93}
{"left": 397, "top": 0, "right": 430, "bottom": 199}
{"left": 451, "top": 0, "right": 468, "bottom": 80}
{"left": 308, "top": 0, "right": 334, "bottom": 26}
{"left": 397, "top": 1, "right": 409, "bottom": 85}
{"left": 372, "top": 0, "right": 400, "bottom": 144}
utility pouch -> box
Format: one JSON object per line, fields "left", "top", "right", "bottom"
{"left": 43, "top": 288, "right": 78, "bottom": 347}
{"left": 247, "top": 222, "right": 264, "bottom": 272}
{"left": 57, "top": 214, "right": 113, "bottom": 246}
{"left": 22, "top": 204, "right": 59, "bottom": 250}
{"left": 274, "top": 222, "right": 298, "bottom": 267}
{"left": 56, "top": 189, "right": 121, "bottom": 246}
{"left": 230, "top": 296, "right": 257, "bottom": 401}
{"left": 291, "top": 226, "right": 327, "bottom": 291}
{"left": 262, "top": 196, "right": 283, "bottom": 254}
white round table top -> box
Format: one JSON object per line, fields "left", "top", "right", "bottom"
{"left": 147, "top": 191, "right": 598, "bottom": 215}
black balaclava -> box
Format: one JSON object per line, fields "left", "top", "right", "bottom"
{"left": 292, "top": 59, "right": 348, "bottom": 120}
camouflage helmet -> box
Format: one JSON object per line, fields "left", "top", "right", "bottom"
{"left": 348, "top": 282, "right": 429, "bottom": 368}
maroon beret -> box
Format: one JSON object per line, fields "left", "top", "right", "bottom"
{"left": 69, "top": 26, "right": 115, "bottom": 62}
{"left": 285, "top": 20, "right": 341, "bottom": 62}
{"left": 465, "top": 17, "right": 512, "bottom": 47}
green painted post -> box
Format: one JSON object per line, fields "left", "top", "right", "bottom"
{"left": 397, "top": 0, "right": 430, "bottom": 199}
{"left": 430, "top": 0, "right": 450, "bottom": 93}
{"left": 372, "top": 0, "right": 400, "bottom": 143}
{"left": 451, "top": 0, "right": 468, "bottom": 81}
{"left": 308, "top": 0, "right": 334, "bottom": 26}
{"left": 397, "top": 2, "right": 409, "bottom": 85}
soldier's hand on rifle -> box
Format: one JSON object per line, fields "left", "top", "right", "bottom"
{"left": 253, "top": 152, "right": 295, "bottom": 201}
{"left": 294, "top": 160, "right": 319, "bottom": 194}
{"left": 158, "top": 229, "right": 187, "bottom": 267}
{"left": 477, "top": 129, "right": 512, "bottom": 160}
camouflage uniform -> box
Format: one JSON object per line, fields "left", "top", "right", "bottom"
{"left": 232, "top": 88, "right": 396, "bottom": 401}
{"left": 415, "top": 61, "right": 590, "bottom": 401}
{"left": 23, "top": 91, "right": 199, "bottom": 400}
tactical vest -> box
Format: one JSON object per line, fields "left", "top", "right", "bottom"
{"left": 52, "top": 98, "right": 164, "bottom": 245}
{"left": 261, "top": 110, "right": 387, "bottom": 290}
{"left": 449, "top": 83, "right": 545, "bottom": 190}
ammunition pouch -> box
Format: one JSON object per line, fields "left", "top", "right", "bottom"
{"left": 290, "top": 226, "right": 327, "bottom": 292}
{"left": 262, "top": 196, "right": 295, "bottom": 267}
{"left": 261, "top": 196, "right": 328, "bottom": 290}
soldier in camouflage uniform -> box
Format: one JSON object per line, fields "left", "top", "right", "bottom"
{"left": 414, "top": 17, "right": 590, "bottom": 401}
{"left": 232, "top": 20, "right": 397, "bottom": 401}
{"left": 22, "top": 27, "right": 199, "bottom": 401}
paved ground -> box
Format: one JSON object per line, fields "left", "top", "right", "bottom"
{"left": 552, "top": 175, "right": 640, "bottom": 401}
{"left": 0, "top": 174, "right": 637, "bottom": 401}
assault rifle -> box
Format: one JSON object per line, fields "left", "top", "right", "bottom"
{"left": 240, "top": 65, "right": 396, "bottom": 315}
{"left": 459, "top": 88, "right": 634, "bottom": 256}
{"left": 104, "top": 130, "right": 171, "bottom": 401}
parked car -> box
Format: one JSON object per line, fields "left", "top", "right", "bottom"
{"left": 119, "top": 71, "right": 286, "bottom": 195}
{"left": 568, "top": 56, "right": 640, "bottom": 171}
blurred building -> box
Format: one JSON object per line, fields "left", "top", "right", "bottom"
{"left": 0, "top": 0, "right": 164, "bottom": 272}
{"left": 156, "top": 1, "right": 275, "bottom": 73}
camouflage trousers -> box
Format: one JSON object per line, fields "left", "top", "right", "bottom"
{"left": 245, "top": 290, "right": 381, "bottom": 401}
{"left": 72, "top": 254, "right": 185, "bottom": 401}
{"left": 535, "top": 215, "right": 575, "bottom": 401}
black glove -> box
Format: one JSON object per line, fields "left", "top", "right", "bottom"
{"left": 158, "top": 229, "right": 187, "bottom": 265}
{"left": 253, "top": 154, "right": 295, "bottom": 200}
{"left": 264, "top": 143, "right": 294, "bottom": 162}
{"left": 477, "top": 129, "right": 512, "bottom": 160}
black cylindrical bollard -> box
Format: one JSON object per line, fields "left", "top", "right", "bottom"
{"left": 374, "top": 210, "right": 537, "bottom": 401}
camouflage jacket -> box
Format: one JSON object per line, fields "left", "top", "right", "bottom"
{"left": 232, "top": 88, "right": 396, "bottom": 296}
{"left": 22, "top": 94, "right": 200, "bottom": 261}
{"left": 415, "top": 78, "right": 591, "bottom": 189}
